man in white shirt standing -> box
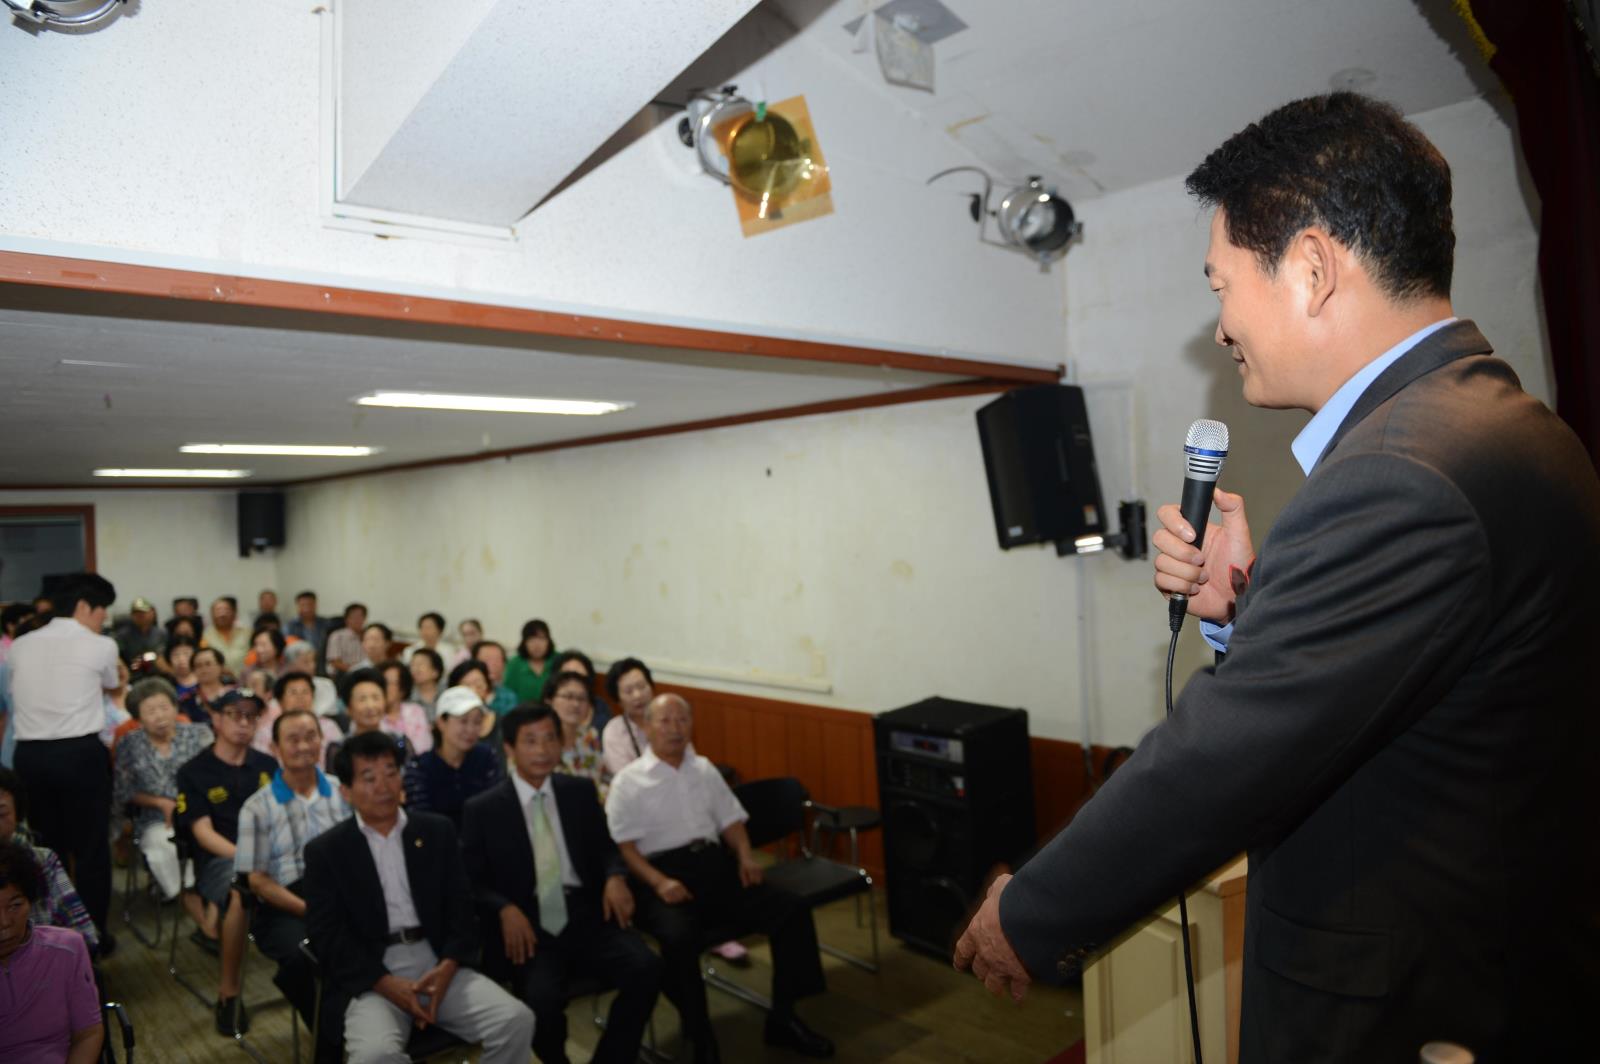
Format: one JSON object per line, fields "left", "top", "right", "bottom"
{"left": 6, "top": 572, "right": 120, "bottom": 951}
{"left": 606, "top": 693, "right": 833, "bottom": 1063}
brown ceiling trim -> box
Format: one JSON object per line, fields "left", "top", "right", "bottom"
{"left": 275, "top": 378, "right": 1016, "bottom": 489}
{"left": 0, "top": 250, "right": 1063, "bottom": 384}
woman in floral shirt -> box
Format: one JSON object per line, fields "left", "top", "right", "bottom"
{"left": 543, "top": 671, "right": 606, "bottom": 800}
{"left": 113, "top": 678, "right": 212, "bottom": 920}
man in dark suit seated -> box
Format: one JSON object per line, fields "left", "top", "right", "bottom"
{"left": 303, "top": 730, "right": 534, "bottom": 1064}
{"left": 606, "top": 693, "right": 833, "bottom": 1063}
{"left": 461, "top": 704, "right": 661, "bottom": 1064}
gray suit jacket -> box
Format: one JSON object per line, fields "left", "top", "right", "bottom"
{"left": 1001, "top": 321, "right": 1600, "bottom": 1063}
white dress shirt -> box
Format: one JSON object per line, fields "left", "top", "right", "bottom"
{"left": 357, "top": 808, "right": 422, "bottom": 932}
{"left": 605, "top": 744, "right": 748, "bottom": 856}
{"left": 6, "top": 617, "right": 119, "bottom": 741}
{"left": 510, "top": 772, "right": 582, "bottom": 889}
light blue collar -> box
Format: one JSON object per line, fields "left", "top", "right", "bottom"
{"left": 1290, "top": 318, "right": 1456, "bottom": 475}
{"left": 270, "top": 766, "right": 332, "bottom": 803}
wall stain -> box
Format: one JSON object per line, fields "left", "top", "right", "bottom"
{"left": 591, "top": 610, "right": 604, "bottom": 625}
{"left": 659, "top": 581, "right": 669, "bottom": 599}
{"left": 481, "top": 544, "right": 499, "bottom": 573}
{"left": 890, "top": 560, "right": 915, "bottom": 582}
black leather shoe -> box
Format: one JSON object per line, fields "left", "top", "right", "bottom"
{"left": 764, "top": 1013, "right": 834, "bottom": 1058}
{"left": 215, "top": 995, "right": 250, "bottom": 1036}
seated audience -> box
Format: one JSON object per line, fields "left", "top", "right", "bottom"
{"left": 0, "top": 601, "right": 35, "bottom": 667}
{"left": 377, "top": 660, "right": 432, "bottom": 754}
{"left": 112, "top": 679, "right": 212, "bottom": 932}
{"left": 471, "top": 640, "right": 519, "bottom": 719}
{"left": 407, "top": 648, "right": 445, "bottom": 721}
{"left": 174, "top": 691, "right": 277, "bottom": 1035}
{"left": 358, "top": 623, "right": 392, "bottom": 672}
{"left": 253, "top": 673, "right": 343, "bottom": 757}
{"left": 305, "top": 731, "right": 535, "bottom": 1063}
{"left": 402, "top": 687, "right": 500, "bottom": 829}
{"left": 324, "top": 603, "right": 368, "bottom": 676}
{"left": 284, "top": 591, "right": 333, "bottom": 666}
{"left": 455, "top": 618, "right": 483, "bottom": 657}
{"left": 543, "top": 672, "right": 606, "bottom": 797}
{"left": 446, "top": 660, "right": 496, "bottom": 742}
{"left": 550, "top": 649, "right": 612, "bottom": 732}
{"left": 165, "top": 614, "right": 202, "bottom": 650}
{"left": 324, "top": 669, "right": 413, "bottom": 774}
{"left": 165, "top": 599, "right": 201, "bottom": 643}
{"left": 163, "top": 636, "right": 200, "bottom": 701}
{"left": 505, "top": 619, "right": 556, "bottom": 705}
{"left": 401, "top": 612, "right": 464, "bottom": 670}
{"left": 462, "top": 704, "right": 661, "bottom": 1064}
{"left": 607, "top": 693, "right": 834, "bottom": 1062}
{"left": 99, "top": 659, "right": 132, "bottom": 748}
{"left": 202, "top": 597, "right": 251, "bottom": 674}
{"left": 0, "top": 769, "right": 99, "bottom": 953}
{"left": 240, "top": 666, "right": 275, "bottom": 703}
{"left": 235, "top": 708, "right": 351, "bottom": 1063}
{"left": 281, "top": 642, "right": 340, "bottom": 719}
{"left": 113, "top": 596, "right": 166, "bottom": 666}
{"left": 0, "top": 841, "right": 104, "bottom": 1064}
{"left": 244, "top": 627, "right": 287, "bottom": 678}
{"left": 601, "top": 658, "right": 655, "bottom": 779}
{"left": 180, "top": 647, "right": 235, "bottom": 728}
{"left": 253, "top": 590, "right": 278, "bottom": 625}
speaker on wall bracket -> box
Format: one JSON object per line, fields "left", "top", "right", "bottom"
{"left": 237, "top": 491, "right": 285, "bottom": 559}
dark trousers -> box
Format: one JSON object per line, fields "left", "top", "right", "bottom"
{"left": 633, "top": 845, "right": 825, "bottom": 1043}
{"left": 15, "top": 734, "right": 111, "bottom": 933}
{"left": 502, "top": 891, "right": 661, "bottom": 1064}
{"left": 253, "top": 888, "right": 343, "bottom": 1063}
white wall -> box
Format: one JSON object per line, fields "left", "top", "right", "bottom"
{"left": 0, "top": 0, "right": 1063, "bottom": 368}
{"left": 0, "top": 491, "right": 281, "bottom": 619}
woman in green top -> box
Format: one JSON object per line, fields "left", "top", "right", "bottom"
{"left": 503, "top": 618, "right": 555, "bottom": 704}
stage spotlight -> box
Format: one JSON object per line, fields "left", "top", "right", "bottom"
{"left": 4, "top": 0, "right": 125, "bottom": 29}
{"left": 926, "top": 166, "right": 1083, "bottom": 271}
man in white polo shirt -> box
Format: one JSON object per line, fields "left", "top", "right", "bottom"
{"left": 7, "top": 572, "right": 120, "bottom": 949}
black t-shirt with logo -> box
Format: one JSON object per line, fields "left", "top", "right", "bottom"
{"left": 175, "top": 746, "right": 277, "bottom": 844}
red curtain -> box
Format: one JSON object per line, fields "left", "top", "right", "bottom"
{"left": 1465, "top": 2, "right": 1600, "bottom": 470}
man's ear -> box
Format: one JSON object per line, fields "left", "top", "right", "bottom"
{"left": 1295, "top": 227, "right": 1339, "bottom": 317}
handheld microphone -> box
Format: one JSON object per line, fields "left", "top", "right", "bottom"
{"left": 1170, "top": 418, "right": 1230, "bottom": 615}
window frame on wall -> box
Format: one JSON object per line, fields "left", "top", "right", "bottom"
{"left": 0, "top": 505, "right": 98, "bottom": 602}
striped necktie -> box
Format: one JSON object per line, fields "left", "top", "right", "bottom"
{"left": 530, "top": 791, "right": 567, "bottom": 935}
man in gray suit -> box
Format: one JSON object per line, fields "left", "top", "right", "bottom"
{"left": 955, "top": 92, "right": 1600, "bottom": 1062}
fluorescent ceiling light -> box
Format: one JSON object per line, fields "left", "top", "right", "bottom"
{"left": 180, "top": 444, "right": 383, "bottom": 457}
{"left": 94, "top": 468, "right": 253, "bottom": 479}
{"left": 354, "top": 391, "right": 633, "bottom": 416}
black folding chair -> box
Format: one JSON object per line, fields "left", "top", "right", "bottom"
{"left": 118, "top": 808, "right": 165, "bottom": 949}
{"left": 703, "top": 777, "right": 880, "bottom": 1010}
{"left": 100, "top": 1001, "right": 135, "bottom": 1064}
{"left": 232, "top": 873, "right": 303, "bottom": 1064}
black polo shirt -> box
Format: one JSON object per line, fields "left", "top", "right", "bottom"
{"left": 175, "top": 746, "right": 277, "bottom": 844}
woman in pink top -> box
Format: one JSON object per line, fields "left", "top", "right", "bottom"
{"left": 0, "top": 841, "right": 103, "bottom": 1063}
{"left": 378, "top": 660, "right": 433, "bottom": 754}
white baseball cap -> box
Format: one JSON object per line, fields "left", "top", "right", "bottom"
{"left": 435, "top": 685, "right": 486, "bottom": 718}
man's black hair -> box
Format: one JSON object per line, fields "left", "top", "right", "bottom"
{"left": 272, "top": 707, "right": 320, "bottom": 746}
{"left": 0, "top": 840, "right": 43, "bottom": 904}
{"left": 551, "top": 649, "right": 595, "bottom": 679}
{"left": 343, "top": 602, "right": 367, "bottom": 621}
{"left": 56, "top": 572, "right": 116, "bottom": 616}
{"left": 333, "top": 729, "right": 404, "bottom": 785}
{"left": 417, "top": 611, "right": 446, "bottom": 631}
{"left": 605, "top": 657, "right": 654, "bottom": 701}
{"left": 1186, "top": 91, "right": 1454, "bottom": 301}
{"left": 295, "top": 590, "right": 317, "bottom": 602}
{"left": 501, "top": 703, "right": 561, "bottom": 748}
{"left": 273, "top": 671, "right": 314, "bottom": 703}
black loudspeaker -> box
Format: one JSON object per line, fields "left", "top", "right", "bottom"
{"left": 237, "top": 492, "right": 285, "bottom": 558}
{"left": 976, "top": 384, "right": 1108, "bottom": 550}
{"left": 876, "top": 697, "right": 1035, "bottom": 957}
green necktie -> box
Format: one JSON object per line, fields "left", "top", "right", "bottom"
{"left": 531, "top": 792, "right": 567, "bottom": 935}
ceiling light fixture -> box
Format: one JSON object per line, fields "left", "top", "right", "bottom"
{"left": 180, "top": 444, "right": 384, "bottom": 457}
{"left": 94, "top": 468, "right": 253, "bottom": 479}
{"left": 926, "top": 166, "right": 1083, "bottom": 272}
{"left": 4, "top": 0, "right": 125, "bottom": 29}
{"left": 354, "top": 392, "right": 633, "bottom": 416}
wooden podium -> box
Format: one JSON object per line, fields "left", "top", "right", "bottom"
{"left": 1083, "top": 856, "right": 1248, "bottom": 1064}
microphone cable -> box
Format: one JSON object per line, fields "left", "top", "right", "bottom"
{"left": 1167, "top": 596, "right": 1204, "bottom": 1064}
